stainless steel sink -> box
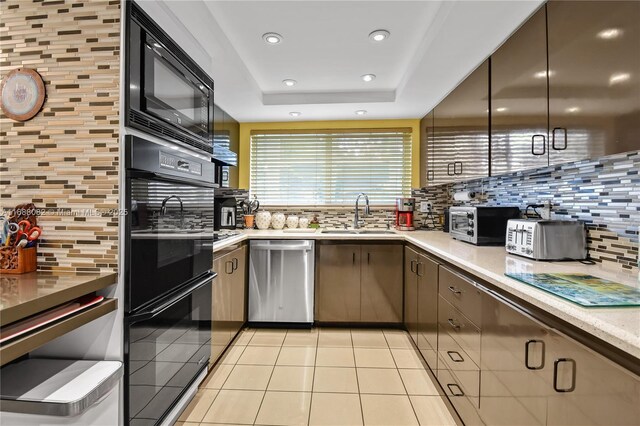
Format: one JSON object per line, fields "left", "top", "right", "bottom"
{"left": 358, "top": 230, "right": 396, "bottom": 234}
{"left": 321, "top": 230, "right": 358, "bottom": 234}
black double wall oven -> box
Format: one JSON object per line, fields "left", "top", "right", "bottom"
{"left": 124, "top": 135, "right": 216, "bottom": 425}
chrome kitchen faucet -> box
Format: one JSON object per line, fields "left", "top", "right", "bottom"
{"left": 354, "top": 193, "right": 370, "bottom": 229}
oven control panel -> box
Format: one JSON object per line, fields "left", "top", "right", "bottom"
{"left": 160, "top": 151, "right": 202, "bottom": 176}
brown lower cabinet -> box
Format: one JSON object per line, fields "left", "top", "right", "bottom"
{"left": 404, "top": 246, "right": 439, "bottom": 370}
{"left": 316, "top": 242, "right": 402, "bottom": 323}
{"left": 403, "top": 246, "right": 639, "bottom": 426}
{"left": 211, "top": 244, "right": 247, "bottom": 364}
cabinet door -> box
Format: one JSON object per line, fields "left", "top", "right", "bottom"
{"left": 420, "top": 110, "right": 447, "bottom": 186}
{"left": 316, "top": 244, "right": 361, "bottom": 322}
{"left": 230, "top": 245, "right": 247, "bottom": 335}
{"left": 211, "top": 254, "right": 232, "bottom": 364}
{"left": 491, "top": 6, "right": 549, "bottom": 175}
{"left": 479, "top": 292, "right": 551, "bottom": 426}
{"left": 416, "top": 254, "right": 438, "bottom": 371}
{"left": 434, "top": 60, "right": 490, "bottom": 182}
{"left": 404, "top": 247, "right": 419, "bottom": 343}
{"left": 547, "top": 332, "right": 640, "bottom": 426}
{"left": 361, "top": 244, "right": 403, "bottom": 323}
{"left": 225, "top": 111, "right": 240, "bottom": 188}
{"left": 547, "top": 0, "right": 640, "bottom": 165}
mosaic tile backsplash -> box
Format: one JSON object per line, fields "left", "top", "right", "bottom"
{"left": 0, "top": 0, "right": 121, "bottom": 272}
{"left": 413, "top": 151, "right": 640, "bottom": 273}
{"left": 242, "top": 151, "right": 638, "bottom": 273}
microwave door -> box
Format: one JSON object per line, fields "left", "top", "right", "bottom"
{"left": 143, "top": 45, "right": 208, "bottom": 138}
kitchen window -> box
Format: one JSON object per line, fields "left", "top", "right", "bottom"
{"left": 250, "top": 129, "right": 412, "bottom": 206}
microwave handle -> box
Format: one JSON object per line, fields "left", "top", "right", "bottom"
{"left": 128, "top": 169, "right": 219, "bottom": 189}
{"left": 129, "top": 272, "right": 215, "bottom": 324}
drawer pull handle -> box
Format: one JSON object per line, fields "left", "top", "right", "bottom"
{"left": 410, "top": 259, "right": 417, "bottom": 273}
{"left": 553, "top": 358, "right": 576, "bottom": 393}
{"left": 525, "top": 339, "right": 545, "bottom": 370}
{"left": 447, "top": 318, "right": 461, "bottom": 330}
{"left": 225, "top": 260, "right": 233, "bottom": 274}
{"left": 447, "top": 383, "right": 465, "bottom": 397}
{"left": 232, "top": 257, "right": 238, "bottom": 271}
{"left": 448, "top": 286, "right": 461, "bottom": 295}
{"left": 416, "top": 262, "right": 424, "bottom": 277}
{"left": 447, "top": 350, "right": 464, "bottom": 362}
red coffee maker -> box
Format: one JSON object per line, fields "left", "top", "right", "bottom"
{"left": 395, "top": 198, "right": 416, "bottom": 231}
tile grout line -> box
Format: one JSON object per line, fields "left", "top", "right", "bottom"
{"left": 251, "top": 330, "right": 285, "bottom": 425}
{"left": 388, "top": 330, "right": 423, "bottom": 425}
{"left": 350, "top": 328, "right": 367, "bottom": 426}
{"left": 307, "top": 328, "right": 320, "bottom": 425}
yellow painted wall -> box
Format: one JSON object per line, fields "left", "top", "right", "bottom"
{"left": 238, "top": 119, "right": 421, "bottom": 189}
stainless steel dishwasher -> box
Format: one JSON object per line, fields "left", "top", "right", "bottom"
{"left": 248, "top": 240, "right": 315, "bottom": 324}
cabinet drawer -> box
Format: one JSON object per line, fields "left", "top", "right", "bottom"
{"left": 437, "top": 368, "right": 484, "bottom": 425}
{"left": 439, "top": 266, "right": 482, "bottom": 327}
{"left": 439, "top": 296, "right": 481, "bottom": 367}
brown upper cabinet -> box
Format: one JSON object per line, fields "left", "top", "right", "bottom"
{"left": 491, "top": 6, "right": 549, "bottom": 175}
{"left": 432, "top": 60, "right": 490, "bottom": 184}
{"left": 424, "top": 1, "right": 640, "bottom": 183}
{"left": 546, "top": 0, "right": 640, "bottom": 164}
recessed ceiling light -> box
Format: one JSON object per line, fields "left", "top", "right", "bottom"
{"left": 369, "top": 29, "right": 390, "bottom": 42}
{"left": 262, "top": 32, "right": 282, "bottom": 44}
{"left": 282, "top": 79, "right": 297, "bottom": 87}
{"left": 289, "top": 111, "right": 301, "bottom": 117}
{"left": 534, "top": 70, "right": 555, "bottom": 79}
{"left": 597, "top": 28, "right": 622, "bottom": 39}
{"left": 609, "top": 72, "right": 630, "bottom": 85}
{"left": 361, "top": 74, "right": 376, "bottom": 82}
{"left": 566, "top": 106, "right": 581, "bottom": 113}
{"left": 355, "top": 110, "right": 367, "bottom": 116}
{"left": 496, "top": 107, "right": 508, "bottom": 112}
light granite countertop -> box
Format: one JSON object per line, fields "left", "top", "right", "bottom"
{"left": 213, "top": 228, "right": 640, "bottom": 360}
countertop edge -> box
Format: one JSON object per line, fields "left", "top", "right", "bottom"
{"left": 1, "top": 272, "right": 118, "bottom": 327}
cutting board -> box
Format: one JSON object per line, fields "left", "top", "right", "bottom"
{"left": 505, "top": 273, "right": 640, "bottom": 307}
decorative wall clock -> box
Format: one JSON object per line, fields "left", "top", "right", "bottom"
{"left": 0, "top": 68, "right": 46, "bottom": 121}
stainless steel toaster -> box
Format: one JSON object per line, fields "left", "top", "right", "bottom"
{"left": 505, "top": 219, "right": 587, "bottom": 260}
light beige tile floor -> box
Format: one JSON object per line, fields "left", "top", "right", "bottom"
{"left": 177, "top": 328, "right": 458, "bottom": 426}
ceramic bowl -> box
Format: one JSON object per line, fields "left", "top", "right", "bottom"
{"left": 271, "top": 213, "right": 286, "bottom": 230}
{"left": 286, "top": 215, "right": 299, "bottom": 228}
{"left": 255, "top": 211, "right": 271, "bottom": 230}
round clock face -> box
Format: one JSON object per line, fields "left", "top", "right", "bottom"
{"left": 1, "top": 68, "right": 46, "bottom": 121}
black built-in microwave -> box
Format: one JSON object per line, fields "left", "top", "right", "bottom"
{"left": 125, "top": 2, "right": 215, "bottom": 156}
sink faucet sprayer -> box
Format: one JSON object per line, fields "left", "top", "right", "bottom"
{"left": 354, "top": 193, "right": 370, "bottom": 229}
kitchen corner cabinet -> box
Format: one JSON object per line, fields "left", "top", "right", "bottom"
{"left": 547, "top": 0, "right": 640, "bottom": 165}
{"left": 434, "top": 265, "right": 640, "bottom": 426}
{"left": 432, "top": 59, "right": 490, "bottom": 184}
{"left": 211, "top": 244, "right": 247, "bottom": 364}
{"left": 491, "top": 6, "right": 549, "bottom": 175}
{"left": 316, "top": 243, "right": 402, "bottom": 323}
{"left": 213, "top": 104, "right": 240, "bottom": 188}
{"left": 404, "top": 246, "right": 439, "bottom": 370}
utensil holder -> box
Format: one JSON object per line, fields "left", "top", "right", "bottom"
{"left": 0, "top": 246, "right": 37, "bottom": 274}
{"left": 244, "top": 215, "right": 255, "bottom": 229}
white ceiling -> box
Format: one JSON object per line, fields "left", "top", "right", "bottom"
{"left": 138, "top": 0, "right": 544, "bottom": 122}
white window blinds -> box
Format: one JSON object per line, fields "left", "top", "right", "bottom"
{"left": 250, "top": 129, "right": 412, "bottom": 206}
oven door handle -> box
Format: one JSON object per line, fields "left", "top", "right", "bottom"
{"left": 127, "top": 169, "right": 219, "bottom": 189}
{"left": 129, "top": 271, "right": 216, "bottom": 324}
